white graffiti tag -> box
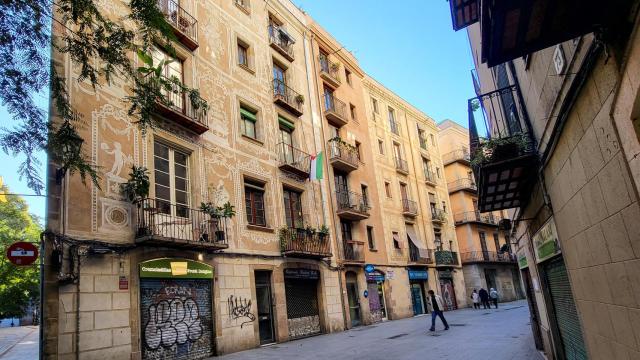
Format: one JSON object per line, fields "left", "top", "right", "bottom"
{"left": 144, "top": 298, "right": 203, "bottom": 350}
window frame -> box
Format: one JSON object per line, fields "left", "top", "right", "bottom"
{"left": 153, "top": 140, "right": 191, "bottom": 218}
{"left": 245, "top": 180, "right": 267, "bottom": 227}
{"left": 367, "top": 226, "right": 375, "bottom": 250}
{"left": 240, "top": 105, "right": 259, "bottom": 140}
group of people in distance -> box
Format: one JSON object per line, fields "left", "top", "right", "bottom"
{"left": 471, "top": 288, "right": 499, "bottom": 309}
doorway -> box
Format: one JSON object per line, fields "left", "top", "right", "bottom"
{"left": 366, "top": 271, "right": 387, "bottom": 323}
{"left": 410, "top": 281, "right": 426, "bottom": 315}
{"left": 346, "top": 272, "right": 361, "bottom": 327}
{"left": 485, "top": 268, "right": 497, "bottom": 291}
{"left": 522, "top": 268, "right": 544, "bottom": 350}
{"left": 439, "top": 278, "right": 458, "bottom": 310}
{"left": 255, "top": 271, "right": 275, "bottom": 345}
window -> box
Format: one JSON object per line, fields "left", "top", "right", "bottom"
{"left": 279, "top": 123, "right": 294, "bottom": 163}
{"left": 350, "top": 104, "right": 357, "bottom": 121}
{"left": 384, "top": 182, "right": 392, "bottom": 198}
{"left": 235, "top": 0, "right": 250, "bottom": 13}
{"left": 151, "top": 46, "right": 183, "bottom": 110}
{"left": 430, "top": 133, "right": 436, "bottom": 146}
{"left": 418, "top": 127, "right": 427, "bottom": 149}
{"left": 345, "top": 68, "right": 352, "bottom": 85}
{"left": 273, "top": 62, "right": 287, "bottom": 97}
{"left": 283, "top": 188, "right": 303, "bottom": 228}
{"left": 493, "top": 232, "right": 501, "bottom": 253}
{"left": 341, "top": 221, "right": 353, "bottom": 242}
{"left": 422, "top": 157, "right": 431, "bottom": 173}
{"left": 378, "top": 140, "right": 384, "bottom": 154}
{"left": 393, "top": 231, "right": 401, "bottom": 249}
{"left": 393, "top": 143, "right": 402, "bottom": 161}
{"left": 245, "top": 180, "right": 266, "bottom": 226}
{"left": 361, "top": 184, "right": 369, "bottom": 207}
{"left": 436, "top": 167, "right": 441, "bottom": 178}
{"left": 388, "top": 107, "right": 395, "bottom": 122}
{"left": 429, "top": 192, "right": 436, "bottom": 214}
{"left": 240, "top": 105, "right": 258, "bottom": 140}
{"left": 319, "top": 49, "right": 330, "bottom": 73}
{"left": 367, "top": 226, "right": 375, "bottom": 250}
{"left": 237, "top": 40, "right": 250, "bottom": 69}
{"left": 355, "top": 141, "right": 362, "bottom": 161}
{"left": 399, "top": 183, "right": 408, "bottom": 201}
{"left": 442, "top": 201, "right": 447, "bottom": 213}
{"left": 329, "top": 125, "right": 339, "bottom": 139}
{"left": 371, "top": 97, "right": 379, "bottom": 114}
{"left": 154, "top": 141, "right": 190, "bottom": 217}
{"left": 388, "top": 107, "right": 398, "bottom": 134}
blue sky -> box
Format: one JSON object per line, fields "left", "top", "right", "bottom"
{"left": 1, "top": 1, "right": 475, "bottom": 220}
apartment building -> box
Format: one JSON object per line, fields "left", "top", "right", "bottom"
{"left": 449, "top": 0, "right": 640, "bottom": 359}
{"left": 438, "top": 119, "right": 523, "bottom": 305}
{"left": 362, "top": 78, "right": 466, "bottom": 314}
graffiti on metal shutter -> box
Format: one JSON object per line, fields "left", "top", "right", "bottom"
{"left": 141, "top": 279, "right": 212, "bottom": 360}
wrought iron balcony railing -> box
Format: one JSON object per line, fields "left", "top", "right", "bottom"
{"left": 447, "top": 178, "right": 477, "bottom": 192}
{"left": 389, "top": 118, "right": 400, "bottom": 135}
{"left": 431, "top": 208, "right": 447, "bottom": 223}
{"left": 148, "top": 75, "right": 208, "bottom": 134}
{"left": 336, "top": 190, "right": 370, "bottom": 220}
{"left": 234, "top": 0, "right": 250, "bottom": 13}
{"left": 435, "top": 250, "right": 459, "bottom": 266}
{"left": 402, "top": 198, "right": 418, "bottom": 216}
{"left": 395, "top": 157, "right": 409, "bottom": 174}
{"left": 324, "top": 93, "right": 348, "bottom": 126}
{"left": 460, "top": 251, "right": 516, "bottom": 264}
{"left": 424, "top": 169, "right": 437, "bottom": 184}
{"left": 409, "top": 242, "right": 434, "bottom": 264}
{"left": 268, "top": 24, "right": 295, "bottom": 61}
{"left": 328, "top": 138, "right": 359, "bottom": 172}
{"left": 343, "top": 240, "right": 365, "bottom": 263}
{"left": 442, "top": 148, "right": 471, "bottom": 165}
{"left": 280, "top": 227, "right": 332, "bottom": 259}
{"left": 453, "top": 211, "right": 501, "bottom": 225}
{"left": 135, "top": 198, "right": 229, "bottom": 249}
{"left": 157, "top": 0, "right": 198, "bottom": 50}
{"left": 319, "top": 54, "right": 341, "bottom": 87}
{"left": 277, "top": 142, "right": 310, "bottom": 176}
{"left": 273, "top": 78, "right": 303, "bottom": 116}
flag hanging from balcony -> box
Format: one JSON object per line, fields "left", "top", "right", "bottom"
{"left": 309, "top": 152, "right": 324, "bottom": 180}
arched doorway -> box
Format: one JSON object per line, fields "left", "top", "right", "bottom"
{"left": 345, "top": 271, "right": 361, "bottom": 327}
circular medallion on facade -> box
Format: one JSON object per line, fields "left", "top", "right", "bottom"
{"left": 106, "top": 206, "right": 129, "bottom": 227}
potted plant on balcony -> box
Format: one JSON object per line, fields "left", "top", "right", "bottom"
{"left": 295, "top": 94, "right": 305, "bottom": 105}
{"left": 318, "top": 225, "right": 330, "bottom": 241}
{"left": 330, "top": 62, "right": 340, "bottom": 73}
{"left": 279, "top": 226, "right": 292, "bottom": 252}
{"left": 200, "top": 201, "right": 235, "bottom": 242}
{"left": 471, "top": 133, "right": 530, "bottom": 167}
{"left": 120, "top": 166, "right": 151, "bottom": 236}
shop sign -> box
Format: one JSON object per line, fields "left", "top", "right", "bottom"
{"left": 438, "top": 269, "right": 453, "bottom": 280}
{"left": 366, "top": 271, "right": 385, "bottom": 282}
{"left": 386, "top": 270, "right": 395, "bottom": 280}
{"left": 119, "top": 276, "right": 128, "bottom": 290}
{"left": 364, "top": 264, "right": 375, "bottom": 273}
{"left": 408, "top": 269, "right": 429, "bottom": 280}
{"left": 533, "top": 218, "right": 561, "bottom": 263}
{"left": 518, "top": 254, "right": 528, "bottom": 269}
{"left": 139, "top": 258, "right": 213, "bottom": 279}
{"left": 284, "top": 268, "right": 320, "bottom": 280}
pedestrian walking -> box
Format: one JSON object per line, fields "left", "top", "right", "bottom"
{"left": 426, "top": 290, "right": 449, "bottom": 331}
{"left": 471, "top": 289, "right": 480, "bottom": 309}
{"left": 478, "top": 288, "right": 490, "bottom": 309}
{"left": 490, "top": 288, "right": 499, "bottom": 309}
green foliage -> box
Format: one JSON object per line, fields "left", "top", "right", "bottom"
{"left": 199, "top": 201, "right": 236, "bottom": 218}
{"left": 120, "top": 166, "right": 150, "bottom": 202}
{"left": 470, "top": 133, "right": 531, "bottom": 167}
{"left": 318, "top": 224, "right": 330, "bottom": 236}
{"left": 328, "top": 136, "right": 357, "bottom": 152}
{"left": 0, "top": 183, "right": 41, "bottom": 319}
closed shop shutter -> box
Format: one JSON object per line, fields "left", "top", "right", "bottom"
{"left": 285, "top": 278, "right": 320, "bottom": 339}
{"left": 140, "top": 278, "right": 213, "bottom": 360}
{"left": 544, "top": 257, "right": 587, "bottom": 360}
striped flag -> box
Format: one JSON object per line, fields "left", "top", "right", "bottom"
{"left": 309, "top": 152, "right": 324, "bottom": 180}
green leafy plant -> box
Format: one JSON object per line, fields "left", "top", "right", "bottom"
{"left": 328, "top": 137, "right": 358, "bottom": 152}
{"left": 305, "top": 225, "right": 316, "bottom": 236}
{"left": 200, "top": 201, "right": 236, "bottom": 218}
{"left": 470, "top": 133, "right": 531, "bottom": 167}
{"left": 279, "top": 226, "right": 292, "bottom": 251}
{"left": 318, "top": 224, "right": 330, "bottom": 237}
{"left": 120, "top": 166, "right": 150, "bottom": 202}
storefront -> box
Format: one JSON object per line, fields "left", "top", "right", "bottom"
{"left": 366, "top": 270, "right": 387, "bottom": 323}
{"left": 139, "top": 258, "right": 214, "bottom": 360}
{"left": 284, "top": 268, "right": 321, "bottom": 339}
{"left": 438, "top": 269, "right": 457, "bottom": 311}
{"left": 407, "top": 268, "right": 428, "bottom": 315}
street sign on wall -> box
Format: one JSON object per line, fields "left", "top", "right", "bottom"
{"left": 6, "top": 241, "right": 39, "bottom": 266}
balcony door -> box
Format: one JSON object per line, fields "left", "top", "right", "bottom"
{"left": 399, "top": 183, "right": 408, "bottom": 201}
{"left": 151, "top": 46, "right": 184, "bottom": 111}
{"left": 479, "top": 232, "right": 489, "bottom": 260}
{"left": 154, "top": 141, "right": 190, "bottom": 218}
{"left": 324, "top": 87, "right": 334, "bottom": 111}
{"left": 334, "top": 171, "right": 349, "bottom": 207}
{"left": 283, "top": 188, "right": 303, "bottom": 228}
{"left": 279, "top": 127, "right": 294, "bottom": 164}
{"left": 393, "top": 143, "right": 402, "bottom": 161}
{"left": 273, "top": 63, "right": 286, "bottom": 97}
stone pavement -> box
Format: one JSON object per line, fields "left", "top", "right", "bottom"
{"left": 0, "top": 326, "right": 39, "bottom": 360}
{"left": 215, "top": 300, "right": 542, "bottom": 360}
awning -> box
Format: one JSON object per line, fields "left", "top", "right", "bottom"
{"left": 406, "top": 226, "right": 429, "bottom": 259}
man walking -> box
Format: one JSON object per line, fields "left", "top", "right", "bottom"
{"left": 426, "top": 290, "right": 449, "bottom": 332}
{"left": 490, "top": 288, "right": 499, "bottom": 309}
{"left": 479, "top": 288, "right": 490, "bottom": 309}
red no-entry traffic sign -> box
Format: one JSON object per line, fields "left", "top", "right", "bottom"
{"left": 6, "top": 241, "right": 39, "bottom": 266}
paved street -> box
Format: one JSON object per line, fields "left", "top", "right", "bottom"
{"left": 216, "top": 300, "right": 541, "bottom": 360}
{"left": 0, "top": 326, "right": 38, "bottom": 360}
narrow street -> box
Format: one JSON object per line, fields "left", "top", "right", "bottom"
{"left": 216, "top": 300, "right": 541, "bottom": 360}
{"left": 0, "top": 326, "right": 39, "bottom": 360}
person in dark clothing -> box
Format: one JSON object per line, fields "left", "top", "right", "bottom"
{"left": 478, "top": 288, "right": 490, "bottom": 309}
{"left": 426, "top": 290, "right": 449, "bottom": 331}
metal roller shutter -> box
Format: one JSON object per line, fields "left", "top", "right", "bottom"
{"left": 285, "top": 279, "right": 321, "bottom": 338}
{"left": 544, "top": 257, "right": 587, "bottom": 360}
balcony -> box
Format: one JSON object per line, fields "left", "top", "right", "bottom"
{"left": 419, "top": 137, "right": 429, "bottom": 151}
{"left": 234, "top": 0, "right": 250, "bottom": 14}
{"left": 431, "top": 208, "right": 447, "bottom": 224}
{"left": 150, "top": 76, "right": 209, "bottom": 134}
{"left": 424, "top": 169, "right": 437, "bottom": 186}
{"left": 268, "top": 24, "right": 295, "bottom": 61}
{"left": 453, "top": 211, "right": 501, "bottom": 226}
{"left": 273, "top": 79, "right": 304, "bottom": 117}
{"left": 409, "top": 242, "right": 434, "bottom": 265}
{"left": 442, "top": 149, "right": 471, "bottom": 165}
{"left": 389, "top": 119, "right": 400, "bottom": 135}
{"left": 460, "top": 251, "right": 516, "bottom": 265}
{"left": 343, "top": 240, "right": 365, "bottom": 264}
{"left": 395, "top": 157, "right": 409, "bottom": 175}
{"left": 158, "top": 0, "right": 198, "bottom": 51}
{"left": 328, "top": 138, "right": 359, "bottom": 173}
{"left": 277, "top": 142, "right": 310, "bottom": 177}
{"left": 447, "top": 178, "right": 477, "bottom": 193}
{"left": 402, "top": 199, "right": 418, "bottom": 217}
{"left": 319, "top": 55, "right": 341, "bottom": 88}
{"left": 469, "top": 85, "right": 538, "bottom": 212}
{"left": 134, "top": 198, "right": 229, "bottom": 250}
{"left": 323, "top": 93, "right": 348, "bottom": 127}
{"left": 336, "top": 190, "right": 370, "bottom": 221}
{"left": 448, "top": 0, "right": 632, "bottom": 66}
{"left": 280, "top": 227, "right": 332, "bottom": 259}
{"left": 435, "top": 250, "right": 459, "bottom": 267}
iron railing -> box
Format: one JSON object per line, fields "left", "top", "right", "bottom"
{"left": 442, "top": 148, "right": 471, "bottom": 164}
{"left": 273, "top": 78, "right": 303, "bottom": 113}
{"left": 395, "top": 157, "right": 409, "bottom": 173}
{"left": 277, "top": 142, "right": 311, "bottom": 174}
{"left": 319, "top": 54, "right": 341, "bottom": 84}
{"left": 324, "top": 93, "right": 347, "bottom": 120}
{"left": 135, "top": 198, "right": 229, "bottom": 246}
{"left": 424, "top": 169, "right": 436, "bottom": 184}
{"left": 389, "top": 118, "right": 400, "bottom": 135}
{"left": 435, "top": 250, "right": 459, "bottom": 266}
{"left": 402, "top": 198, "right": 418, "bottom": 215}
{"left": 149, "top": 75, "right": 209, "bottom": 127}
{"left": 328, "top": 138, "right": 359, "bottom": 167}
{"left": 460, "top": 251, "right": 516, "bottom": 264}
{"left": 268, "top": 24, "right": 294, "bottom": 59}
{"left": 280, "top": 227, "right": 332, "bottom": 257}
{"left": 343, "top": 241, "right": 365, "bottom": 262}
{"left": 409, "top": 242, "right": 433, "bottom": 264}
{"left": 448, "top": 178, "right": 477, "bottom": 192}
{"left": 453, "top": 211, "right": 501, "bottom": 225}
{"left": 336, "top": 190, "right": 370, "bottom": 214}
{"left": 431, "top": 208, "right": 447, "bottom": 222}
{"left": 158, "top": 0, "right": 198, "bottom": 44}
{"left": 234, "top": 0, "right": 250, "bottom": 12}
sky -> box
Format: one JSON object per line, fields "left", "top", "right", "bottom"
{"left": 0, "top": 1, "right": 476, "bottom": 221}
